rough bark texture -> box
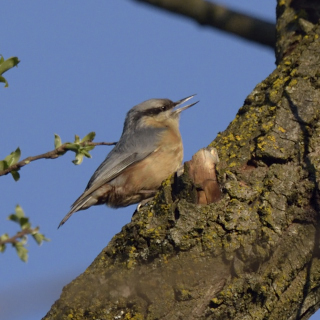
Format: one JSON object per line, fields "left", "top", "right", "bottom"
{"left": 44, "top": 1, "right": 320, "bottom": 319}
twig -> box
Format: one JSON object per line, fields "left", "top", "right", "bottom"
{"left": 0, "top": 228, "right": 37, "bottom": 245}
{"left": 0, "top": 141, "right": 117, "bottom": 177}
{"left": 134, "top": 0, "right": 275, "bottom": 48}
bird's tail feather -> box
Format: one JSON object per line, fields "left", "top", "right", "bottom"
{"left": 58, "top": 196, "right": 92, "bottom": 228}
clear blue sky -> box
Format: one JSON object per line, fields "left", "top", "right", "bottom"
{"left": 1, "top": 2, "right": 316, "bottom": 320}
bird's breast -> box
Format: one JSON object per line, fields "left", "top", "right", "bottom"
{"left": 112, "top": 128, "right": 183, "bottom": 191}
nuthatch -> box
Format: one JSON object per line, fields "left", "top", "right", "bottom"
{"left": 58, "top": 95, "right": 198, "bottom": 227}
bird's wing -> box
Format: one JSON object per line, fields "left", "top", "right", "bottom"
{"left": 58, "top": 126, "right": 166, "bottom": 228}
{"left": 73, "top": 126, "right": 165, "bottom": 204}
{"left": 58, "top": 148, "right": 155, "bottom": 228}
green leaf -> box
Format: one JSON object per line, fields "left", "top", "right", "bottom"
{"left": 81, "top": 150, "right": 92, "bottom": 158}
{"left": 0, "top": 160, "right": 8, "bottom": 171}
{"left": 19, "top": 217, "right": 31, "bottom": 230}
{"left": 11, "top": 170, "right": 20, "bottom": 181}
{"left": 14, "top": 242, "right": 28, "bottom": 262}
{"left": 32, "top": 232, "right": 50, "bottom": 245}
{"left": 0, "top": 75, "right": 8, "bottom": 87}
{"left": 81, "top": 132, "right": 95, "bottom": 142}
{"left": 32, "top": 233, "right": 43, "bottom": 245}
{"left": 0, "top": 56, "right": 20, "bottom": 88}
{"left": 5, "top": 147, "right": 21, "bottom": 166}
{"left": 72, "top": 153, "right": 84, "bottom": 165}
{"left": 0, "top": 233, "right": 9, "bottom": 252}
{"left": 0, "top": 147, "right": 21, "bottom": 180}
{"left": 84, "top": 145, "right": 95, "bottom": 152}
{"left": 0, "top": 56, "right": 20, "bottom": 75}
{"left": 9, "top": 205, "right": 29, "bottom": 226}
{"left": 0, "top": 243, "right": 6, "bottom": 252}
{"left": 15, "top": 205, "right": 25, "bottom": 219}
{"left": 74, "top": 135, "right": 80, "bottom": 143}
{"left": 54, "top": 134, "right": 62, "bottom": 148}
{"left": 0, "top": 233, "right": 9, "bottom": 241}
{"left": 8, "top": 214, "right": 19, "bottom": 223}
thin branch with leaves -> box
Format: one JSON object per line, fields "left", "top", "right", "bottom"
{"left": 0, "top": 205, "right": 49, "bottom": 262}
{"left": 1, "top": 132, "right": 116, "bottom": 261}
{"left": 0, "top": 132, "right": 117, "bottom": 180}
{"left": 0, "top": 227, "right": 39, "bottom": 245}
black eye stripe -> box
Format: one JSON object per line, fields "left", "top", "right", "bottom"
{"left": 131, "top": 101, "right": 175, "bottom": 123}
{"left": 142, "top": 102, "right": 174, "bottom": 116}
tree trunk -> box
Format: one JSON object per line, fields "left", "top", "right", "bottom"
{"left": 43, "top": 1, "right": 320, "bottom": 319}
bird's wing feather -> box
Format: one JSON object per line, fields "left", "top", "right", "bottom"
{"left": 77, "top": 151, "right": 152, "bottom": 200}
{"left": 72, "top": 126, "right": 165, "bottom": 206}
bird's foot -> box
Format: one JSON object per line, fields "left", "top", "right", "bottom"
{"left": 137, "top": 196, "right": 155, "bottom": 211}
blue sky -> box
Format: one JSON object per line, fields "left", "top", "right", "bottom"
{"left": 2, "top": 2, "right": 316, "bottom": 320}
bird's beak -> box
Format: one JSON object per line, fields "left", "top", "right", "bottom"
{"left": 173, "top": 94, "right": 199, "bottom": 115}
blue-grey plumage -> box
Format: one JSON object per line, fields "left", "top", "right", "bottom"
{"left": 58, "top": 95, "right": 198, "bottom": 227}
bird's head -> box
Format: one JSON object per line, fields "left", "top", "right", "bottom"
{"left": 125, "top": 94, "right": 198, "bottom": 129}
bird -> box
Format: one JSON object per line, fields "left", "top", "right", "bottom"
{"left": 58, "top": 94, "right": 198, "bottom": 227}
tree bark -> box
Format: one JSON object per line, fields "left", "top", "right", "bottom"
{"left": 43, "top": 1, "right": 320, "bottom": 319}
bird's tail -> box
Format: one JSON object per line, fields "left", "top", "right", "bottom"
{"left": 58, "top": 196, "right": 92, "bottom": 228}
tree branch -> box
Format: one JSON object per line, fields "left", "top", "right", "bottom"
{"left": 0, "top": 141, "right": 117, "bottom": 177}
{"left": 134, "top": 0, "right": 275, "bottom": 48}
{"left": 0, "top": 227, "right": 37, "bottom": 245}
